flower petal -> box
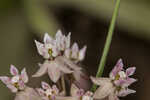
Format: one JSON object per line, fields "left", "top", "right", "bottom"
{"left": 110, "top": 59, "right": 123, "bottom": 78}
{"left": 64, "top": 49, "right": 71, "bottom": 59}
{"left": 125, "top": 78, "right": 137, "bottom": 86}
{"left": 65, "top": 32, "right": 71, "bottom": 49}
{"left": 118, "top": 88, "right": 136, "bottom": 97}
{"left": 109, "top": 93, "right": 119, "bottom": 100}
{"left": 57, "top": 56, "right": 81, "bottom": 71}
{"left": 44, "top": 33, "right": 53, "bottom": 44}
{"left": 21, "top": 68, "right": 28, "bottom": 83}
{"left": 41, "top": 81, "right": 50, "bottom": 90}
{"left": 7, "top": 84, "right": 18, "bottom": 93}
{"left": 114, "top": 79, "right": 127, "bottom": 86}
{"left": 32, "top": 62, "right": 48, "bottom": 77}
{"left": 48, "top": 62, "right": 61, "bottom": 83}
{"left": 10, "top": 65, "right": 19, "bottom": 76}
{"left": 0, "top": 76, "right": 11, "bottom": 85}
{"left": 126, "top": 67, "right": 136, "bottom": 76}
{"left": 18, "top": 80, "right": 25, "bottom": 90}
{"left": 71, "top": 43, "right": 79, "bottom": 59}
{"left": 78, "top": 46, "right": 87, "bottom": 61}
{"left": 55, "top": 58, "right": 73, "bottom": 74}
{"left": 73, "top": 70, "right": 91, "bottom": 90}
{"left": 35, "top": 40, "right": 49, "bottom": 59}
{"left": 90, "top": 77, "right": 111, "bottom": 86}
{"left": 93, "top": 82, "right": 114, "bottom": 99}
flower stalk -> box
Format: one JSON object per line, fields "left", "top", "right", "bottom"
{"left": 61, "top": 75, "right": 66, "bottom": 94}
{"left": 92, "top": 0, "right": 121, "bottom": 91}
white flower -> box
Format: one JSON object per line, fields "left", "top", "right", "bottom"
{"left": 0, "top": 65, "right": 28, "bottom": 93}
{"left": 91, "top": 59, "right": 137, "bottom": 100}
{"left": 36, "top": 82, "right": 63, "bottom": 100}
{"left": 35, "top": 30, "right": 71, "bottom": 59}
{"left": 65, "top": 43, "right": 87, "bottom": 62}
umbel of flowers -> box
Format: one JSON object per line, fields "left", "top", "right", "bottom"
{"left": 0, "top": 30, "right": 137, "bottom": 100}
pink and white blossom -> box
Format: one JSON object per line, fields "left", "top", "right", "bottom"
{"left": 0, "top": 65, "right": 28, "bottom": 93}
{"left": 65, "top": 43, "right": 87, "bottom": 62}
{"left": 35, "top": 30, "right": 71, "bottom": 59}
{"left": 36, "top": 81, "right": 61, "bottom": 100}
{"left": 91, "top": 59, "right": 137, "bottom": 100}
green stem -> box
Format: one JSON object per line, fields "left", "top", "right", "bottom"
{"left": 61, "top": 76, "right": 66, "bottom": 95}
{"left": 91, "top": 0, "right": 121, "bottom": 91}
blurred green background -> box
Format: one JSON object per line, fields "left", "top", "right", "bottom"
{"left": 0, "top": 0, "right": 149, "bottom": 100}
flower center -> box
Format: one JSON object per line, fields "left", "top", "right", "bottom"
{"left": 48, "top": 49, "right": 53, "bottom": 56}
{"left": 115, "top": 71, "right": 126, "bottom": 81}
{"left": 11, "top": 76, "right": 20, "bottom": 84}
{"left": 45, "top": 89, "right": 56, "bottom": 100}
{"left": 118, "top": 71, "right": 126, "bottom": 79}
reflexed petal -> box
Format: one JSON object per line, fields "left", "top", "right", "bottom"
{"left": 110, "top": 59, "right": 123, "bottom": 78}
{"left": 118, "top": 88, "right": 136, "bottom": 97}
{"left": 73, "top": 70, "right": 91, "bottom": 90}
{"left": 78, "top": 46, "right": 87, "bottom": 61}
{"left": 44, "top": 33, "right": 53, "bottom": 44}
{"left": 0, "top": 76, "right": 11, "bottom": 84}
{"left": 71, "top": 84, "right": 80, "bottom": 96}
{"left": 126, "top": 67, "right": 136, "bottom": 76}
{"left": 109, "top": 93, "right": 119, "bottom": 100}
{"left": 55, "top": 58, "right": 73, "bottom": 74}
{"left": 48, "top": 62, "right": 61, "bottom": 83}
{"left": 10, "top": 65, "right": 19, "bottom": 76}
{"left": 90, "top": 77, "right": 111, "bottom": 86}
{"left": 21, "top": 68, "right": 28, "bottom": 83}
{"left": 7, "top": 84, "right": 18, "bottom": 93}
{"left": 41, "top": 81, "right": 50, "bottom": 90}
{"left": 18, "top": 80, "right": 25, "bottom": 90}
{"left": 57, "top": 56, "right": 81, "bottom": 71}
{"left": 32, "top": 62, "right": 48, "bottom": 77}
{"left": 71, "top": 43, "right": 79, "bottom": 59}
{"left": 93, "top": 82, "right": 114, "bottom": 99}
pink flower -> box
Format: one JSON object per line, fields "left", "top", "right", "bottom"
{"left": 65, "top": 43, "right": 87, "bottom": 63}
{"left": 35, "top": 30, "right": 71, "bottom": 59}
{"left": 0, "top": 65, "right": 28, "bottom": 93}
{"left": 36, "top": 81, "right": 64, "bottom": 100}
{"left": 91, "top": 59, "right": 137, "bottom": 100}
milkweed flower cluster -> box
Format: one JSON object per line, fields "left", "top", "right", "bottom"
{"left": 0, "top": 30, "right": 137, "bottom": 100}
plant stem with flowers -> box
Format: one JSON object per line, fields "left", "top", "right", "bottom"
{"left": 92, "top": 0, "right": 121, "bottom": 91}
{"left": 0, "top": 0, "right": 137, "bottom": 100}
